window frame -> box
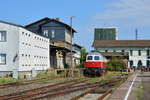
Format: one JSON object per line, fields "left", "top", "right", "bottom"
{"left": 130, "top": 50, "right": 133, "bottom": 56}
{"left": 138, "top": 50, "right": 141, "bottom": 56}
{"left": 0, "top": 54, "right": 6, "bottom": 65}
{"left": 94, "top": 56, "right": 100, "bottom": 60}
{"left": 43, "top": 30, "right": 49, "bottom": 37}
{"left": 87, "top": 56, "right": 93, "bottom": 60}
{"left": 0, "top": 31, "right": 7, "bottom": 42}
{"left": 147, "top": 50, "right": 150, "bottom": 56}
{"left": 51, "top": 30, "right": 55, "bottom": 38}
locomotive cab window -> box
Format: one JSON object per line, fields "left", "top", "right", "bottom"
{"left": 87, "top": 56, "right": 93, "bottom": 60}
{"left": 94, "top": 56, "right": 100, "bottom": 60}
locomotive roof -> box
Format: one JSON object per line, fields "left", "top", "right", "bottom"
{"left": 88, "top": 51, "right": 102, "bottom": 55}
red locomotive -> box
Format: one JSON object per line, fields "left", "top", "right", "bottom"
{"left": 84, "top": 51, "right": 107, "bottom": 76}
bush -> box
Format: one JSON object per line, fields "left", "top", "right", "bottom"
{"left": 107, "top": 57, "right": 126, "bottom": 71}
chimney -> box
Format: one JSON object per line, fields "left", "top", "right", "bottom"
{"left": 55, "top": 18, "right": 60, "bottom": 21}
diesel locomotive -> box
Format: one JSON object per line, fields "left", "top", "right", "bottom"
{"left": 84, "top": 51, "right": 107, "bottom": 76}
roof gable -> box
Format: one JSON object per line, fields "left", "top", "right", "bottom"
{"left": 25, "top": 17, "right": 76, "bottom": 33}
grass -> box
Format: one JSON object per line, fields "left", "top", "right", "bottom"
{"left": 0, "top": 77, "right": 23, "bottom": 84}
{"left": 0, "top": 70, "right": 131, "bottom": 85}
{"left": 136, "top": 83, "right": 143, "bottom": 100}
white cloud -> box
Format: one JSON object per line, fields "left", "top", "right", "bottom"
{"left": 94, "top": 0, "right": 150, "bottom": 27}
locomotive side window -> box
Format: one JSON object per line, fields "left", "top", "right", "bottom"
{"left": 94, "top": 56, "right": 100, "bottom": 60}
{"left": 87, "top": 56, "right": 93, "bottom": 60}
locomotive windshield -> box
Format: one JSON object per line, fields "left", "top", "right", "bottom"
{"left": 87, "top": 56, "right": 93, "bottom": 60}
{"left": 94, "top": 56, "right": 100, "bottom": 60}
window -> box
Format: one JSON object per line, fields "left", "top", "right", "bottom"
{"left": 0, "top": 31, "right": 6, "bottom": 42}
{"left": 138, "top": 50, "right": 141, "bottom": 56}
{"left": 147, "top": 50, "right": 150, "bottom": 56}
{"left": 87, "top": 56, "right": 93, "bottom": 60}
{"left": 130, "top": 60, "right": 133, "bottom": 67}
{"left": 0, "top": 54, "right": 6, "bottom": 64}
{"left": 51, "top": 30, "right": 55, "bottom": 38}
{"left": 130, "top": 50, "right": 133, "bottom": 56}
{"left": 147, "top": 60, "right": 150, "bottom": 67}
{"left": 137, "top": 60, "right": 142, "bottom": 68}
{"left": 43, "top": 30, "right": 49, "bottom": 37}
{"left": 94, "top": 56, "right": 100, "bottom": 60}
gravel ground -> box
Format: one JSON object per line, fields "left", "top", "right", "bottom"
{"left": 79, "top": 93, "right": 101, "bottom": 100}
{"left": 45, "top": 88, "right": 92, "bottom": 100}
{"left": 0, "top": 77, "right": 82, "bottom": 96}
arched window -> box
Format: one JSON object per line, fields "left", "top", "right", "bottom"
{"left": 137, "top": 60, "right": 142, "bottom": 68}
{"left": 147, "top": 60, "right": 150, "bottom": 67}
{"left": 130, "top": 60, "right": 133, "bottom": 67}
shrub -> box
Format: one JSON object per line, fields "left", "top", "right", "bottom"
{"left": 107, "top": 57, "right": 126, "bottom": 71}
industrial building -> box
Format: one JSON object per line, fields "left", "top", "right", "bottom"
{"left": 94, "top": 27, "right": 118, "bottom": 40}
{"left": 0, "top": 21, "right": 50, "bottom": 78}
{"left": 93, "top": 40, "right": 150, "bottom": 68}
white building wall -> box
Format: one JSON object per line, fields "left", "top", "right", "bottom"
{"left": 0, "top": 22, "right": 50, "bottom": 74}
{"left": 97, "top": 47, "right": 150, "bottom": 68}
{"left": 18, "top": 28, "right": 50, "bottom": 71}
{"left": 129, "top": 50, "right": 147, "bottom": 67}
{"left": 0, "top": 22, "right": 19, "bottom": 72}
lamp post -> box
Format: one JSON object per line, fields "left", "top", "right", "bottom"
{"left": 70, "top": 16, "right": 75, "bottom": 68}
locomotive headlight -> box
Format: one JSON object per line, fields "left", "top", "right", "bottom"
{"left": 91, "top": 62, "right": 94, "bottom": 64}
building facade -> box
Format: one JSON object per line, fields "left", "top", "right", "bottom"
{"left": 94, "top": 27, "right": 118, "bottom": 40}
{"left": 0, "top": 21, "right": 50, "bottom": 77}
{"left": 93, "top": 40, "right": 150, "bottom": 68}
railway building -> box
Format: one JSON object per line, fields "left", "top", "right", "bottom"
{"left": 93, "top": 40, "right": 150, "bottom": 68}
{"left": 25, "top": 17, "right": 81, "bottom": 69}
{"left": 0, "top": 21, "right": 50, "bottom": 78}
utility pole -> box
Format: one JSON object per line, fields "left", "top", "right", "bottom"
{"left": 135, "top": 28, "right": 138, "bottom": 40}
{"left": 70, "top": 16, "right": 75, "bottom": 68}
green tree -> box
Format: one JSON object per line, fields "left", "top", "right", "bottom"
{"left": 79, "top": 48, "right": 87, "bottom": 68}
{"left": 107, "top": 57, "right": 126, "bottom": 71}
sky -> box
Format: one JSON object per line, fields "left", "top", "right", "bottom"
{"left": 1, "top": 0, "right": 150, "bottom": 51}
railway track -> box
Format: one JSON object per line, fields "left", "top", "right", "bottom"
{"left": 0, "top": 77, "right": 83, "bottom": 90}
{"left": 71, "top": 75, "right": 128, "bottom": 100}
{"left": 0, "top": 79, "right": 88, "bottom": 100}
{"left": 0, "top": 77, "right": 53, "bottom": 89}
{"left": 0, "top": 73, "right": 129, "bottom": 100}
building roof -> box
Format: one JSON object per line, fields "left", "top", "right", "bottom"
{"left": 73, "top": 43, "right": 82, "bottom": 49}
{"left": 0, "top": 20, "right": 49, "bottom": 39}
{"left": 93, "top": 40, "right": 150, "bottom": 48}
{"left": 25, "top": 17, "right": 76, "bottom": 33}
{"left": 0, "top": 20, "right": 23, "bottom": 28}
